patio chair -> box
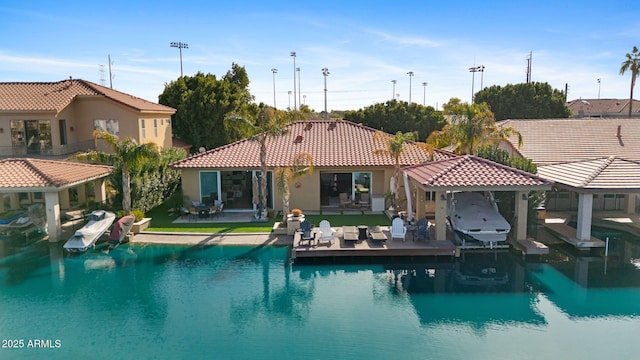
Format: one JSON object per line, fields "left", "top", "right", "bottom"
{"left": 390, "top": 217, "right": 407, "bottom": 241}
{"left": 339, "top": 193, "right": 352, "bottom": 208}
{"left": 318, "top": 220, "right": 336, "bottom": 245}
{"left": 415, "top": 217, "right": 429, "bottom": 241}
{"left": 188, "top": 207, "right": 198, "bottom": 221}
{"left": 359, "top": 193, "right": 370, "bottom": 208}
{"left": 298, "top": 220, "right": 315, "bottom": 246}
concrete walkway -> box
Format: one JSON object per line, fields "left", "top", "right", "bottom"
{"left": 131, "top": 231, "right": 291, "bottom": 246}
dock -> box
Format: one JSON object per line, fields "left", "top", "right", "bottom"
{"left": 543, "top": 222, "right": 605, "bottom": 248}
{"left": 292, "top": 227, "right": 457, "bottom": 259}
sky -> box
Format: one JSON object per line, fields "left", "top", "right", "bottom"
{"left": 1, "top": 0, "right": 639, "bottom": 112}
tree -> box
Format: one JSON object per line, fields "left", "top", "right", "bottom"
{"left": 373, "top": 131, "right": 431, "bottom": 209}
{"left": 620, "top": 46, "right": 640, "bottom": 118}
{"left": 427, "top": 101, "right": 522, "bottom": 155}
{"left": 474, "top": 82, "right": 571, "bottom": 120}
{"left": 224, "top": 108, "right": 290, "bottom": 219}
{"left": 274, "top": 152, "right": 314, "bottom": 223}
{"left": 158, "top": 64, "right": 254, "bottom": 151}
{"left": 73, "top": 131, "right": 159, "bottom": 214}
{"left": 344, "top": 100, "right": 446, "bottom": 141}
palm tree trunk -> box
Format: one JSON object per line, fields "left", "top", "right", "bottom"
{"left": 260, "top": 137, "right": 268, "bottom": 219}
{"left": 630, "top": 77, "right": 635, "bottom": 118}
{"left": 122, "top": 167, "right": 132, "bottom": 214}
{"left": 281, "top": 183, "right": 290, "bottom": 223}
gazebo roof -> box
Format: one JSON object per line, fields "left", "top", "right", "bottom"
{"left": 0, "top": 158, "right": 112, "bottom": 191}
{"left": 537, "top": 156, "right": 640, "bottom": 193}
{"left": 403, "top": 155, "right": 552, "bottom": 192}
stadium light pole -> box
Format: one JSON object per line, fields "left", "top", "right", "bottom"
{"left": 469, "top": 66, "right": 478, "bottom": 103}
{"left": 391, "top": 80, "right": 397, "bottom": 100}
{"left": 422, "top": 82, "right": 428, "bottom": 106}
{"left": 478, "top": 65, "right": 485, "bottom": 90}
{"left": 290, "top": 52, "right": 297, "bottom": 110}
{"left": 296, "top": 67, "right": 301, "bottom": 109}
{"left": 170, "top": 42, "right": 189, "bottom": 77}
{"left": 597, "top": 78, "right": 601, "bottom": 99}
{"left": 271, "top": 68, "right": 278, "bottom": 109}
{"left": 322, "top": 67, "right": 330, "bottom": 118}
{"left": 288, "top": 91, "right": 292, "bottom": 109}
{"left": 407, "top": 72, "right": 414, "bottom": 103}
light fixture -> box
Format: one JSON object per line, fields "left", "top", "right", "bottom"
{"left": 521, "top": 193, "right": 528, "bottom": 200}
{"left": 440, "top": 193, "right": 446, "bottom": 201}
{"left": 70, "top": 126, "right": 74, "bottom": 132}
{"left": 0, "top": 128, "right": 3, "bottom": 133}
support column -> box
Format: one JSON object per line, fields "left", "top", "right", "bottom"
{"left": 94, "top": 179, "right": 106, "bottom": 205}
{"left": 625, "top": 194, "right": 637, "bottom": 214}
{"left": 576, "top": 193, "right": 593, "bottom": 241}
{"left": 514, "top": 191, "right": 529, "bottom": 241}
{"left": 9, "top": 193, "right": 19, "bottom": 210}
{"left": 45, "top": 191, "right": 61, "bottom": 242}
{"left": 58, "top": 189, "right": 70, "bottom": 210}
{"left": 415, "top": 188, "right": 425, "bottom": 220}
{"left": 77, "top": 184, "right": 87, "bottom": 205}
{"left": 0, "top": 193, "right": 5, "bottom": 213}
{"left": 435, "top": 191, "right": 447, "bottom": 241}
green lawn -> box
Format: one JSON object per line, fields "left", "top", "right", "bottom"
{"left": 144, "top": 201, "right": 392, "bottom": 233}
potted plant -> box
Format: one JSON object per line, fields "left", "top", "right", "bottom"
{"left": 286, "top": 208, "right": 305, "bottom": 235}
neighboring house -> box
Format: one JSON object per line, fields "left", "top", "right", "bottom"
{"left": 498, "top": 117, "right": 640, "bottom": 241}
{"left": 566, "top": 98, "right": 640, "bottom": 118}
{"left": 0, "top": 78, "right": 176, "bottom": 158}
{"left": 170, "top": 120, "right": 456, "bottom": 213}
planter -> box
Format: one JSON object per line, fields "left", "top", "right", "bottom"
{"left": 286, "top": 214, "right": 305, "bottom": 235}
{"left": 272, "top": 222, "right": 288, "bottom": 235}
{"left": 131, "top": 217, "right": 151, "bottom": 234}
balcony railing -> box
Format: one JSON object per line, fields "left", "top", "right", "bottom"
{"left": 0, "top": 140, "right": 96, "bottom": 159}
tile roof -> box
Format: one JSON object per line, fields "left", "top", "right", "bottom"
{"left": 0, "top": 79, "right": 175, "bottom": 114}
{"left": 0, "top": 158, "right": 112, "bottom": 190}
{"left": 537, "top": 156, "right": 640, "bottom": 191}
{"left": 498, "top": 118, "right": 640, "bottom": 165}
{"left": 566, "top": 98, "right": 640, "bottom": 117}
{"left": 170, "top": 120, "right": 456, "bottom": 169}
{"left": 403, "top": 155, "right": 552, "bottom": 191}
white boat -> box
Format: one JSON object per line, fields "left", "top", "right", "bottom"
{"left": 64, "top": 210, "right": 116, "bottom": 253}
{"left": 447, "top": 192, "right": 511, "bottom": 245}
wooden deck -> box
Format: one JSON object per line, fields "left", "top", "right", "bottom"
{"left": 293, "top": 227, "right": 457, "bottom": 259}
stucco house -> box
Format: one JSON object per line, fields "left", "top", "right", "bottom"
{"left": 170, "top": 120, "right": 456, "bottom": 214}
{"left": 0, "top": 78, "right": 176, "bottom": 158}
{"left": 566, "top": 98, "right": 640, "bottom": 118}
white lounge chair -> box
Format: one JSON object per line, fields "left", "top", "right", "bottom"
{"left": 390, "top": 217, "right": 407, "bottom": 241}
{"left": 318, "top": 220, "right": 336, "bottom": 245}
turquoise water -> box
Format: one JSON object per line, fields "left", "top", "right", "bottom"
{"left": 1, "top": 238, "right": 640, "bottom": 360}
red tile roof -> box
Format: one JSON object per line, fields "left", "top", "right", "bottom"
{"left": 403, "top": 155, "right": 552, "bottom": 191}
{"left": 538, "top": 156, "right": 640, "bottom": 191}
{"left": 171, "top": 120, "right": 456, "bottom": 169}
{"left": 0, "top": 79, "right": 175, "bottom": 114}
{"left": 0, "top": 158, "right": 112, "bottom": 189}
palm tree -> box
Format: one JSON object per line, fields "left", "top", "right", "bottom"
{"left": 373, "top": 131, "right": 430, "bottom": 209}
{"left": 427, "top": 102, "right": 522, "bottom": 155}
{"left": 620, "top": 46, "right": 640, "bottom": 118}
{"left": 274, "top": 152, "right": 314, "bottom": 223}
{"left": 225, "top": 109, "right": 290, "bottom": 219}
{"left": 73, "top": 130, "right": 159, "bottom": 214}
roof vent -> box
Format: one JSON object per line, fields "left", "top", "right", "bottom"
{"left": 617, "top": 125, "right": 621, "bottom": 138}
{"left": 304, "top": 122, "right": 313, "bottom": 130}
{"left": 294, "top": 135, "right": 303, "bottom": 143}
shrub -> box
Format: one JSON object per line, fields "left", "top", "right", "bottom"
{"left": 131, "top": 209, "right": 145, "bottom": 222}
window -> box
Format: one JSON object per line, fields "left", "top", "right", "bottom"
{"left": 141, "top": 119, "right": 146, "bottom": 138}
{"left": 154, "top": 119, "right": 158, "bottom": 137}
{"left": 199, "top": 171, "right": 219, "bottom": 204}
{"left": 94, "top": 119, "right": 119, "bottom": 136}
{"left": 59, "top": 119, "right": 68, "bottom": 145}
